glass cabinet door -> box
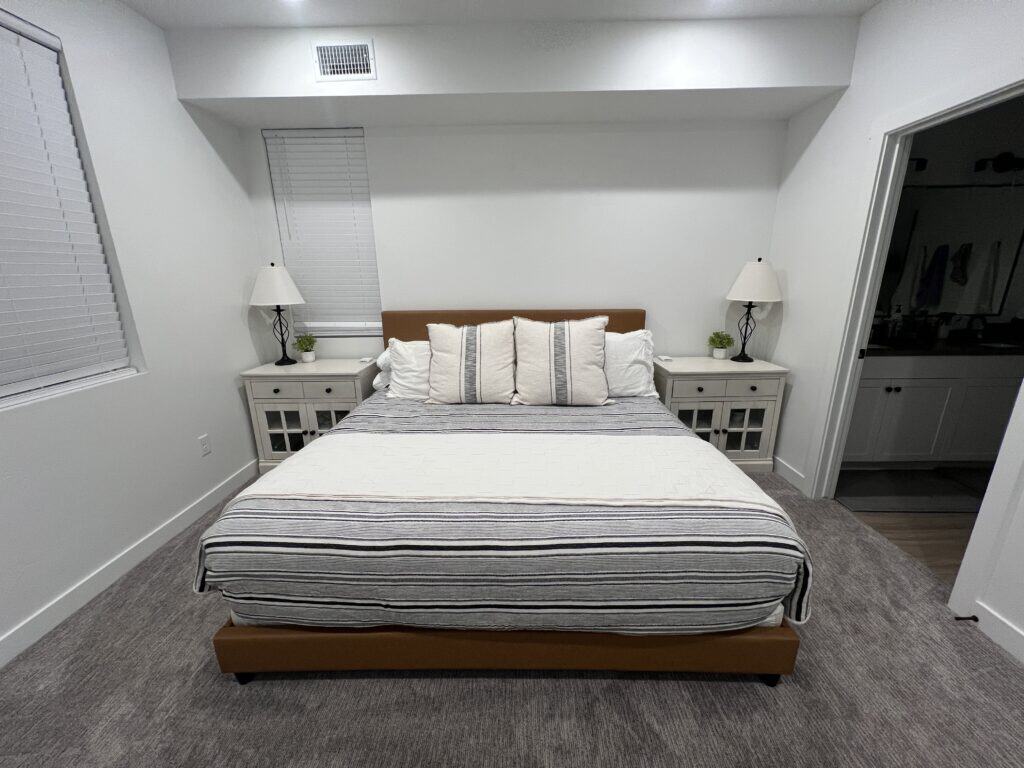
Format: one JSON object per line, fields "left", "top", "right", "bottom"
{"left": 305, "top": 402, "right": 353, "bottom": 441}
{"left": 673, "top": 402, "right": 722, "bottom": 443}
{"left": 719, "top": 401, "right": 775, "bottom": 459}
{"left": 255, "top": 402, "right": 309, "bottom": 460}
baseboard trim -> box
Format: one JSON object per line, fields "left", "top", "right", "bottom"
{"left": 0, "top": 459, "right": 257, "bottom": 668}
{"left": 974, "top": 599, "right": 1024, "bottom": 665}
{"left": 773, "top": 455, "right": 811, "bottom": 495}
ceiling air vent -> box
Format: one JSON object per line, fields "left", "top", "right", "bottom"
{"left": 313, "top": 40, "right": 376, "bottom": 82}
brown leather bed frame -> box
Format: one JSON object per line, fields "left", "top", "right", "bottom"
{"left": 213, "top": 309, "right": 800, "bottom": 686}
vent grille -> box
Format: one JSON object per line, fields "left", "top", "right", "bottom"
{"left": 314, "top": 41, "right": 376, "bottom": 81}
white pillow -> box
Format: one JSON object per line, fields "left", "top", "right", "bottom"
{"left": 372, "top": 349, "right": 391, "bottom": 390}
{"left": 604, "top": 330, "right": 657, "bottom": 397}
{"left": 385, "top": 338, "right": 430, "bottom": 400}
{"left": 427, "top": 320, "right": 516, "bottom": 404}
{"left": 512, "top": 315, "right": 610, "bottom": 406}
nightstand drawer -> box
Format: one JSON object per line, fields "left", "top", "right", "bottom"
{"left": 726, "top": 378, "right": 780, "bottom": 397}
{"left": 302, "top": 380, "right": 356, "bottom": 400}
{"left": 672, "top": 378, "right": 727, "bottom": 398}
{"left": 251, "top": 380, "right": 303, "bottom": 399}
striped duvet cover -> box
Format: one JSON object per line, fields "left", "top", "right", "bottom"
{"left": 195, "top": 393, "right": 811, "bottom": 634}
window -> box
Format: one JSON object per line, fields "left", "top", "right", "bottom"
{"left": 263, "top": 128, "right": 382, "bottom": 337}
{"left": 0, "top": 19, "right": 131, "bottom": 400}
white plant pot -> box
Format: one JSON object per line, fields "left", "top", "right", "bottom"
{"left": 300, "top": 351, "right": 316, "bottom": 363}
{"left": 712, "top": 347, "right": 729, "bottom": 360}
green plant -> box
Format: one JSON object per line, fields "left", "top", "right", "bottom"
{"left": 293, "top": 333, "right": 317, "bottom": 353}
{"left": 707, "top": 331, "right": 734, "bottom": 349}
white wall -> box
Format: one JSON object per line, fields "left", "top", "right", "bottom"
{"left": 766, "top": 0, "right": 1024, "bottom": 495}
{"left": 0, "top": 0, "right": 263, "bottom": 665}
{"left": 167, "top": 18, "right": 858, "bottom": 100}
{"left": 245, "top": 120, "right": 786, "bottom": 357}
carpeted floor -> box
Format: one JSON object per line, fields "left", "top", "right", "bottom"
{"left": 1, "top": 474, "right": 1023, "bottom": 767}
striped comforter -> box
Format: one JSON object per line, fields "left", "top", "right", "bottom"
{"left": 195, "top": 394, "right": 811, "bottom": 634}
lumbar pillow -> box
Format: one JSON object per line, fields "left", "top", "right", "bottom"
{"left": 385, "top": 338, "right": 430, "bottom": 400}
{"left": 427, "top": 320, "right": 516, "bottom": 404}
{"left": 512, "top": 315, "right": 609, "bottom": 406}
{"left": 604, "top": 330, "right": 657, "bottom": 398}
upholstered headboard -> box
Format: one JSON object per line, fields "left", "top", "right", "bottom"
{"left": 380, "top": 309, "right": 646, "bottom": 341}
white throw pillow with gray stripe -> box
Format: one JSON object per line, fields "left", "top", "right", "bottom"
{"left": 427, "top": 320, "right": 516, "bottom": 404}
{"left": 512, "top": 315, "right": 610, "bottom": 406}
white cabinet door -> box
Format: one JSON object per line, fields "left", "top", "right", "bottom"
{"left": 874, "top": 378, "right": 955, "bottom": 461}
{"left": 943, "top": 379, "right": 1022, "bottom": 461}
{"left": 670, "top": 401, "right": 722, "bottom": 445}
{"left": 254, "top": 401, "right": 311, "bottom": 461}
{"left": 843, "top": 379, "right": 890, "bottom": 462}
{"left": 305, "top": 401, "right": 355, "bottom": 441}
{"left": 719, "top": 400, "right": 776, "bottom": 461}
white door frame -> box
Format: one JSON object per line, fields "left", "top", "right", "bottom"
{"left": 813, "top": 73, "right": 1024, "bottom": 501}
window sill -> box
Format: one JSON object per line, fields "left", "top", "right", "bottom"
{"left": 0, "top": 368, "right": 141, "bottom": 413}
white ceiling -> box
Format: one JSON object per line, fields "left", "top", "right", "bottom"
{"left": 123, "top": 0, "right": 877, "bottom": 29}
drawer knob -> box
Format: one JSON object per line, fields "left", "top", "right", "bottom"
{"left": 713, "top": 428, "right": 720, "bottom": 434}
{"left": 301, "top": 430, "right": 308, "bottom": 435}
{"left": 273, "top": 388, "right": 280, "bottom": 394}
{"left": 894, "top": 386, "right": 902, "bottom": 393}
{"left": 325, "top": 387, "right": 332, "bottom": 394}
{"left": 885, "top": 386, "right": 893, "bottom": 393}
{"left": 750, "top": 385, "right": 757, "bottom": 392}
{"left": 697, "top": 386, "right": 704, "bottom": 393}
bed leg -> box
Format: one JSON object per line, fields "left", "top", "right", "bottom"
{"left": 759, "top": 674, "right": 781, "bottom": 687}
{"left": 233, "top": 672, "right": 255, "bottom": 685}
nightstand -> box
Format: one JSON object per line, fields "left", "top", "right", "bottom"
{"left": 654, "top": 357, "right": 788, "bottom": 473}
{"left": 241, "top": 359, "right": 376, "bottom": 473}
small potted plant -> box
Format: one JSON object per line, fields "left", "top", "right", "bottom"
{"left": 707, "top": 330, "right": 734, "bottom": 360}
{"left": 294, "top": 333, "right": 317, "bottom": 363}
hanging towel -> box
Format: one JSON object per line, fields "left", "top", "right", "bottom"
{"left": 950, "top": 242, "right": 972, "bottom": 286}
{"left": 916, "top": 244, "right": 949, "bottom": 308}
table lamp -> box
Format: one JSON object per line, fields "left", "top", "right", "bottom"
{"left": 726, "top": 258, "right": 782, "bottom": 363}
{"left": 250, "top": 263, "right": 305, "bottom": 366}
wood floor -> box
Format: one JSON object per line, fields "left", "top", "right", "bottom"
{"left": 852, "top": 511, "right": 978, "bottom": 587}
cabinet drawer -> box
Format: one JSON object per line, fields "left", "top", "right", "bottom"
{"left": 251, "top": 380, "right": 303, "bottom": 399}
{"left": 672, "top": 378, "right": 727, "bottom": 399}
{"left": 726, "top": 378, "right": 780, "bottom": 397}
{"left": 302, "top": 380, "right": 356, "bottom": 400}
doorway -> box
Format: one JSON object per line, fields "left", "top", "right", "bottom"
{"left": 833, "top": 96, "right": 1024, "bottom": 592}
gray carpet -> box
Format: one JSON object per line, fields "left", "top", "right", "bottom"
{"left": 1, "top": 474, "right": 1023, "bottom": 768}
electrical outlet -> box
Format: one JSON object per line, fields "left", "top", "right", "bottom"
{"left": 198, "top": 434, "right": 212, "bottom": 457}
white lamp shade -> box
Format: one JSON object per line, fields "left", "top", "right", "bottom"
{"left": 250, "top": 264, "right": 305, "bottom": 306}
{"left": 726, "top": 259, "right": 783, "bottom": 303}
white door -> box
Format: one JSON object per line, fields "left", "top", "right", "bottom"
{"left": 305, "top": 401, "right": 355, "bottom": 441}
{"left": 719, "top": 400, "right": 776, "bottom": 461}
{"left": 943, "top": 379, "right": 1021, "bottom": 461}
{"left": 843, "top": 379, "right": 890, "bottom": 462}
{"left": 254, "top": 401, "right": 310, "bottom": 461}
{"left": 874, "top": 378, "right": 955, "bottom": 461}
{"left": 950, "top": 385, "right": 1024, "bottom": 664}
{"left": 671, "top": 401, "right": 722, "bottom": 445}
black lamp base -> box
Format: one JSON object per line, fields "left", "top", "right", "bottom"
{"left": 271, "top": 304, "right": 297, "bottom": 366}
{"left": 731, "top": 301, "right": 757, "bottom": 363}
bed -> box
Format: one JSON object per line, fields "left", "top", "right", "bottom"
{"left": 197, "top": 309, "right": 810, "bottom": 685}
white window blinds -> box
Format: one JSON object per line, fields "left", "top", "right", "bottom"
{"left": 0, "top": 24, "right": 130, "bottom": 399}
{"left": 264, "top": 128, "right": 382, "bottom": 336}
